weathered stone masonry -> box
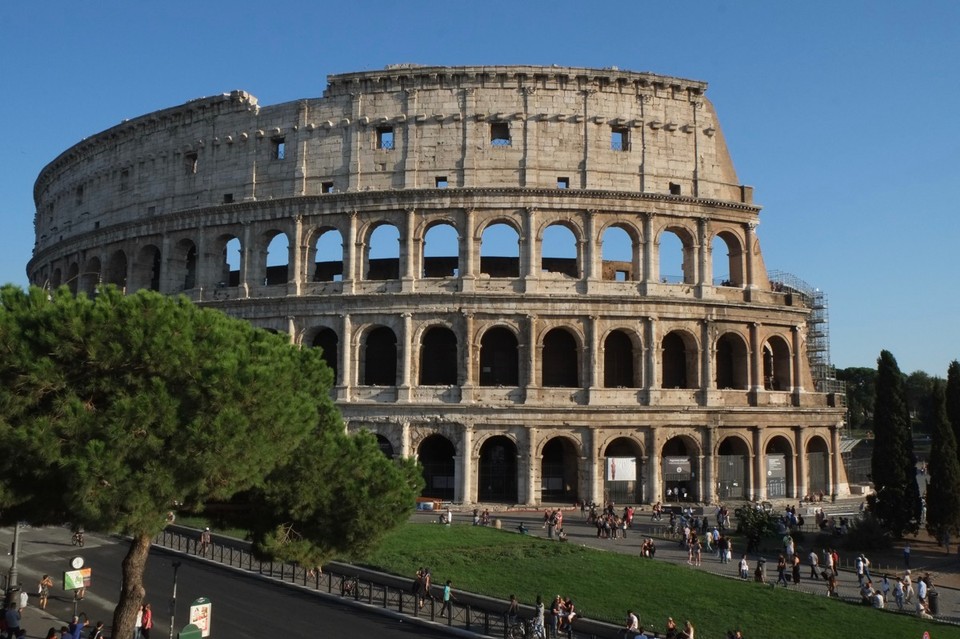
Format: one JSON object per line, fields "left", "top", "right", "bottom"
{"left": 29, "top": 65, "right": 847, "bottom": 506}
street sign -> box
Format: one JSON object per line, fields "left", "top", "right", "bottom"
{"left": 189, "top": 597, "right": 212, "bottom": 637}
{"left": 63, "top": 568, "right": 91, "bottom": 590}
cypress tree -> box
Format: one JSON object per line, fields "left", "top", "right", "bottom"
{"left": 869, "top": 350, "right": 921, "bottom": 536}
{"left": 925, "top": 380, "right": 960, "bottom": 544}
{"left": 946, "top": 360, "right": 960, "bottom": 464}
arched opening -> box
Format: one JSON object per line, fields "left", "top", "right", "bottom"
{"left": 806, "top": 436, "right": 830, "bottom": 497}
{"left": 603, "top": 437, "right": 643, "bottom": 503}
{"left": 104, "top": 250, "right": 128, "bottom": 289}
{"left": 763, "top": 335, "right": 792, "bottom": 391}
{"left": 376, "top": 434, "right": 395, "bottom": 458}
{"left": 50, "top": 268, "right": 62, "bottom": 288}
{"left": 265, "top": 232, "right": 290, "bottom": 285}
{"left": 480, "top": 222, "right": 520, "bottom": 277}
{"left": 601, "top": 224, "right": 638, "bottom": 282}
{"left": 313, "top": 228, "right": 344, "bottom": 282}
{"left": 423, "top": 223, "right": 460, "bottom": 278}
{"left": 661, "top": 436, "right": 699, "bottom": 502}
{"left": 169, "top": 239, "right": 198, "bottom": 291}
{"left": 217, "top": 235, "right": 242, "bottom": 287}
{"left": 603, "top": 329, "right": 637, "bottom": 388}
{"left": 366, "top": 223, "right": 400, "bottom": 280}
{"left": 717, "top": 436, "right": 750, "bottom": 500}
{"left": 130, "top": 245, "right": 161, "bottom": 292}
{"left": 312, "top": 328, "right": 339, "bottom": 384}
{"left": 540, "top": 223, "right": 578, "bottom": 277}
{"left": 362, "top": 326, "right": 397, "bottom": 386}
{"left": 419, "top": 326, "right": 458, "bottom": 385}
{"left": 715, "top": 333, "right": 749, "bottom": 390}
{"left": 658, "top": 229, "right": 692, "bottom": 284}
{"left": 541, "top": 437, "right": 579, "bottom": 503}
{"left": 418, "top": 435, "right": 456, "bottom": 500}
{"left": 765, "top": 436, "right": 794, "bottom": 499}
{"left": 478, "top": 435, "right": 519, "bottom": 503}
{"left": 712, "top": 231, "right": 744, "bottom": 287}
{"left": 79, "top": 258, "right": 101, "bottom": 296}
{"left": 65, "top": 263, "right": 80, "bottom": 294}
{"left": 542, "top": 328, "right": 579, "bottom": 388}
{"left": 661, "top": 331, "right": 697, "bottom": 389}
{"left": 479, "top": 326, "right": 519, "bottom": 386}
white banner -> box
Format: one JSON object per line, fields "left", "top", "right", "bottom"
{"left": 606, "top": 457, "right": 637, "bottom": 481}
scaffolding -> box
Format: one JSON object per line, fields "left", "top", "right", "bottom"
{"left": 768, "top": 270, "right": 845, "bottom": 397}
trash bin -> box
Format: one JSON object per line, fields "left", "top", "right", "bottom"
{"left": 928, "top": 589, "right": 939, "bottom": 615}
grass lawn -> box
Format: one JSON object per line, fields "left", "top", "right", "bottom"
{"left": 354, "top": 523, "right": 956, "bottom": 639}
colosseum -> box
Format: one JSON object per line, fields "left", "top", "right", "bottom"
{"left": 29, "top": 64, "right": 848, "bottom": 507}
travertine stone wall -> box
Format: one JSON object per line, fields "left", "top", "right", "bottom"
{"left": 29, "top": 65, "right": 846, "bottom": 507}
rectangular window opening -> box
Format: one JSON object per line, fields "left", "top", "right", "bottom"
{"left": 611, "top": 127, "right": 629, "bottom": 151}
{"left": 185, "top": 152, "right": 198, "bottom": 175}
{"left": 223, "top": 193, "right": 234, "bottom": 204}
{"left": 273, "top": 137, "right": 286, "bottom": 160}
{"left": 75, "top": 185, "right": 84, "bottom": 206}
{"left": 322, "top": 181, "right": 335, "bottom": 194}
{"left": 557, "top": 177, "right": 570, "bottom": 189}
{"left": 435, "top": 176, "right": 448, "bottom": 188}
{"left": 119, "top": 169, "right": 130, "bottom": 191}
{"left": 615, "top": 271, "right": 627, "bottom": 282}
{"left": 376, "top": 126, "right": 394, "bottom": 150}
{"left": 490, "top": 122, "right": 511, "bottom": 147}
{"left": 669, "top": 182, "right": 682, "bottom": 195}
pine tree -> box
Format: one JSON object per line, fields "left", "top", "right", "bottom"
{"left": 946, "top": 360, "right": 960, "bottom": 465}
{"left": 925, "top": 380, "right": 960, "bottom": 544}
{"left": 869, "top": 350, "right": 921, "bottom": 536}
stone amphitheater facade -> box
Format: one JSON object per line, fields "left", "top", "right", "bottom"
{"left": 29, "top": 65, "right": 848, "bottom": 506}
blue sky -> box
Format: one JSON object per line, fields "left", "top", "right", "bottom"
{"left": 1, "top": 1, "right": 957, "bottom": 376}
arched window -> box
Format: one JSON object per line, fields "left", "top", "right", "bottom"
{"left": 763, "top": 335, "right": 791, "bottom": 391}
{"left": 604, "top": 330, "right": 637, "bottom": 387}
{"left": 715, "top": 333, "right": 748, "bottom": 390}
{"left": 479, "top": 327, "right": 519, "bottom": 386}
{"left": 312, "top": 328, "right": 339, "bottom": 383}
{"left": 265, "top": 233, "right": 289, "bottom": 285}
{"left": 712, "top": 231, "right": 744, "bottom": 287}
{"left": 601, "top": 225, "right": 638, "bottom": 281}
{"left": 541, "top": 224, "right": 578, "bottom": 277}
{"left": 480, "top": 223, "right": 520, "bottom": 277}
{"left": 419, "top": 326, "right": 458, "bottom": 385}
{"left": 363, "top": 326, "right": 397, "bottom": 385}
{"left": 423, "top": 223, "right": 460, "bottom": 277}
{"left": 661, "top": 331, "right": 695, "bottom": 389}
{"left": 542, "top": 328, "right": 579, "bottom": 387}
{"left": 366, "top": 224, "right": 400, "bottom": 280}
{"left": 313, "top": 229, "right": 344, "bottom": 282}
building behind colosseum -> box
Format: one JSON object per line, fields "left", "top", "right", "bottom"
{"left": 29, "top": 64, "right": 848, "bottom": 506}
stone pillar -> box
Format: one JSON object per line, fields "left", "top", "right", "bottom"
{"left": 240, "top": 222, "right": 252, "bottom": 298}
{"left": 696, "top": 217, "right": 709, "bottom": 292}
{"left": 291, "top": 215, "right": 304, "bottom": 295}
{"left": 700, "top": 319, "right": 714, "bottom": 405}
{"left": 642, "top": 213, "right": 654, "bottom": 288}
{"left": 703, "top": 426, "right": 716, "bottom": 505}
{"left": 286, "top": 316, "right": 296, "bottom": 345}
{"left": 830, "top": 424, "right": 843, "bottom": 497}
{"left": 585, "top": 427, "right": 600, "bottom": 505}
{"left": 791, "top": 325, "right": 804, "bottom": 395}
{"left": 524, "top": 314, "right": 538, "bottom": 403}
{"left": 461, "top": 208, "right": 476, "bottom": 292}
{"left": 339, "top": 314, "right": 352, "bottom": 401}
{"left": 526, "top": 427, "right": 539, "bottom": 506}
{"left": 401, "top": 421, "right": 412, "bottom": 458}
{"left": 794, "top": 426, "right": 806, "bottom": 500}
{"left": 399, "top": 312, "right": 413, "bottom": 402}
{"left": 749, "top": 322, "right": 763, "bottom": 395}
{"left": 523, "top": 207, "right": 538, "bottom": 293}
{"left": 696, "top": 455, "right": 706, "bottom": 504}
{"left": 753, "top": 427, "right": 765, "bottom": 501}
{"left": 647, "top": 430, "right": 661, "bottom": 503}
{"left": 344, "top": 212, "right": 358, "bottom": 294}
{"left": 645, "top": 317, "right": 659, "bottom": 404}
{"left": 587, "top": 315, "right": 600, "bottom": 403}
{"left": 458, "top": 425, "right": 474, "bottom": 504}
{"left": 402, "top": 208, "right": 416, "bottom": 292}
{"left": 461, "top": 311, "right": 475, "bottom": 403}
{"left": 158, "top": 234, "right": 171, "bottom": 294}
{"left": 744, "top": 222, "right": 757, "bottom": 291}
{"left": 584, "top": 209, "right": 597, "bottom": 286}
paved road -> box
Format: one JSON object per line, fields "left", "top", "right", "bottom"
{"left": 0, "top": 525, "right": 454, "bottom": 639}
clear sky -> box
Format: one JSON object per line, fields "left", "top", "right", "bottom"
{"left": 1, "top": 0, "right": 957, "bottom": 376}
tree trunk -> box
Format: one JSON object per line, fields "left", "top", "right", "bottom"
{"left": 110, "top": 533, "right": 151, "bottom": 639}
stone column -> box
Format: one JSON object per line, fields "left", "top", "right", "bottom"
{"left": 461, "top": 208, "right": 476, "bottom": 292}
{"left": 402, "top": 208, "right": 416, "bottom": 292}
{"left": 749, "top": 322, "right": 763, "bottom": 396}
{"left": 458, "top": 425, "right": 474, "bottom": 504}
{"left": 524, "top": 314, "right": 538, "bottom": 403}
{"left": 526, "top": 427, "right": 539, "bottom": 506}
{"left": 700, "top": 319, "right": 714, "bottom": 405}
{"left": 696, "top": 217, "right": 709, "bottom": 293}
{"left": 647, "top": 429, "right": 661, "bottom": 503}
{"left": 703, "top": 426, "right": 716, "bottom": 505}
{"left": 696, "top": 454, "right": 706, "bottom": 503}
{"left": 339, "top": 313, "right": 352, "bottom": 401}
{"left": 585, "top": 427, "right": 600, "bottom": 505}
{"left": 584, "top": 209, "right": 597, "bottom": 287}
{"left": 286, "top": 316, "right": 296, "bottom": 345}
{"left": 523, "top": 207, "right": 538, "bottom": 293}
{"left": 645, "top": 317, "right": 659, "bottom": 404}
{"left": 744, "top": 222, "right": 757, "bottom": 291}
{"left": 399, "top": 312, "right": 413, "bottom": 402}
{"left": 158, "top": 234, "right": 171, "bottom": 294}
{"left": 461, "top": 311, "right": 475, "bottom": 403}
{"left": 830, "top": 424, "right": 843, "bottom": 497}
{"left": 401, "top": 421, "right": 412, "bottom": 458}
{"left": 291, "top": 214, "right": 303, "bottom": 295}
{"left": 794, "top": 426, "right": 806, "bottom": 500}
{"left": 753, "top": 427, "right": 765, "bottom": 501}
{"left": 587, "top": 315, "right": 600, "bottom": 404}
{"left": 791, "top": 325, "right": 804, "bottom": 395}
{"left": 642, "top": 213, "right": 654, "bottom": 289}
{"left": 240, "top": 222, "right": 252, "bottom": 298}
{"left": 344, "top": 211, "right": 358, "bottom": 294}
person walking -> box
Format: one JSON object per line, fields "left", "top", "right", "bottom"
{"left": 439, "top": 580, "right": 456, "bottom": 616}
{"left": 140, "top": 603, "right": 153, "bottom": 639}
{"left": 38, "top": 574, "right": 54, "bottom": 610}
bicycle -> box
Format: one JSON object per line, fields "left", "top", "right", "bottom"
{"left": 72, "top": 530, "right": 84, "bottom": 547}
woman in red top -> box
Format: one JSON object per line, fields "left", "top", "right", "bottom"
{"left": 141, "top": 603, "right": 153, "bottom": 639}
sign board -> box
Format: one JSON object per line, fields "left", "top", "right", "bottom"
{"left": 189, "top": 597, "right": 212, "bottom": 638}
{"left": 63, "top": 568, "right": 91, "bottom": 590}
{"left": 606, "top": 457, "right": 637, "bottom": 481}
{"left": 663, "top": 457, "right": 692, "bottom": 477}
{"left": 766, "top": 455, "right": 786, "bottom": 477}
{"left": 178, "top": 623, "right": 202, "bottom": 639}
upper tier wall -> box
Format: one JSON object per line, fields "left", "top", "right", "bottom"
{"left": 33, "top": 65, "right": 747, "bottom": 254}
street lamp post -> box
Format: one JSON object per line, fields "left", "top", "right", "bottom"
{"left": 168, "top": 561, "right": 181, "bottom": 639}
{"left": 6, "top": 523, "right": 21, "bottom": 596}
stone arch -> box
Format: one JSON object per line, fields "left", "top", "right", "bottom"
{"left": 311, "top": 327, "right": 339, "bottom": 384}
{"left": 419, "top": 325, "right": 458, "bottom": 385}
{"left": 479, "top": 325, "right": 519, "bottom": 386}
{"left": 50, "top": 267, "right": 62, "bottom": 288}
{"left": 661, "top": 329, "right": 699, "bottom": 389}
{"left": 715, "top": 331, "right": 749, "bottom": 390}
{"left": 712, "top": 229, "right": 744, "bottom": 287}
{"left": 540, "top": 436, "right": 580, "bottom": 503}
{"left": 65, "top": 262, "right": 80, "bottom": 294}
{"left": 603, "top": 328, "right": 641, "bottom": 388}
{"left": 365, "top": 222, "right": 400, "bottom": 280}
{"left": 763, "top": 334, "right": 792, "bottom": 391}
{"left": 806, "top": 435, "right": 830, "bottom": 496}
{"left": 361, "top": 325, "right": 398, "bottom": 386}
{"left": 600, "top": 222, "right": 641, "bottom": 282}
{"left": 104, "top": 249, "right": 128, "bottom": 289}
{"left": 422, "top": 221, "right": 460, "bottom": 278}
{"left": 307, "top": 226, "right": 344, "bottom": 282}
{"left": 540, "top": 221, "right": 579, "bottom": 277}
{"left": 264, "top": 230, "right": 290, "bottom": 285}
{"left": 376, "top": 433, "right": 396, "bottom": 458}
{"left": 717, "top": 434, "right": 751, "bottom": 500}
{"left": 79, "top": 257, "right": 101, "bottom": 296}
{"left": 480, "top": 220, "right": 520, "bottom": 277}
{"left": 418, "top": 434, "right": 456, "bottom": 500}
{"left": 168, "top": 238, "right": 198, "bottom": 292}
{"left": 765, "top": 434, "right": 795, "bottom": 499}
{"left": 657, "top": 224, "right": 696, "bottom": 284}
{"left": 477, "top": 435, "right": 519, "bottom": 503}
{"left": 661, "top": 434, "right": 701, "bottom": 502}
{"left": 603, "top": 436, "right": 644, "bottom": 503}
{"left": 130, "top": 244, "right": 161, "bottom": 292}
{"left": 208, "top": 233, "right": 242, "bottom": 289}
{"left": 541, "top": 327, "right": 581, "bottom": 388}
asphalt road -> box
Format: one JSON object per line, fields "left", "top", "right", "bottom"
{"left": 0, "top": 525, "right": 454, "bottom": 638}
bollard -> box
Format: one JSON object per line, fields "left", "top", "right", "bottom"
{"left": 494, "top": 519, "right": 502, "bottom": 529}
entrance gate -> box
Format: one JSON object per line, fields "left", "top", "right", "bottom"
{"left": 717, "top": 455, "right": 746, "bottom": 500}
